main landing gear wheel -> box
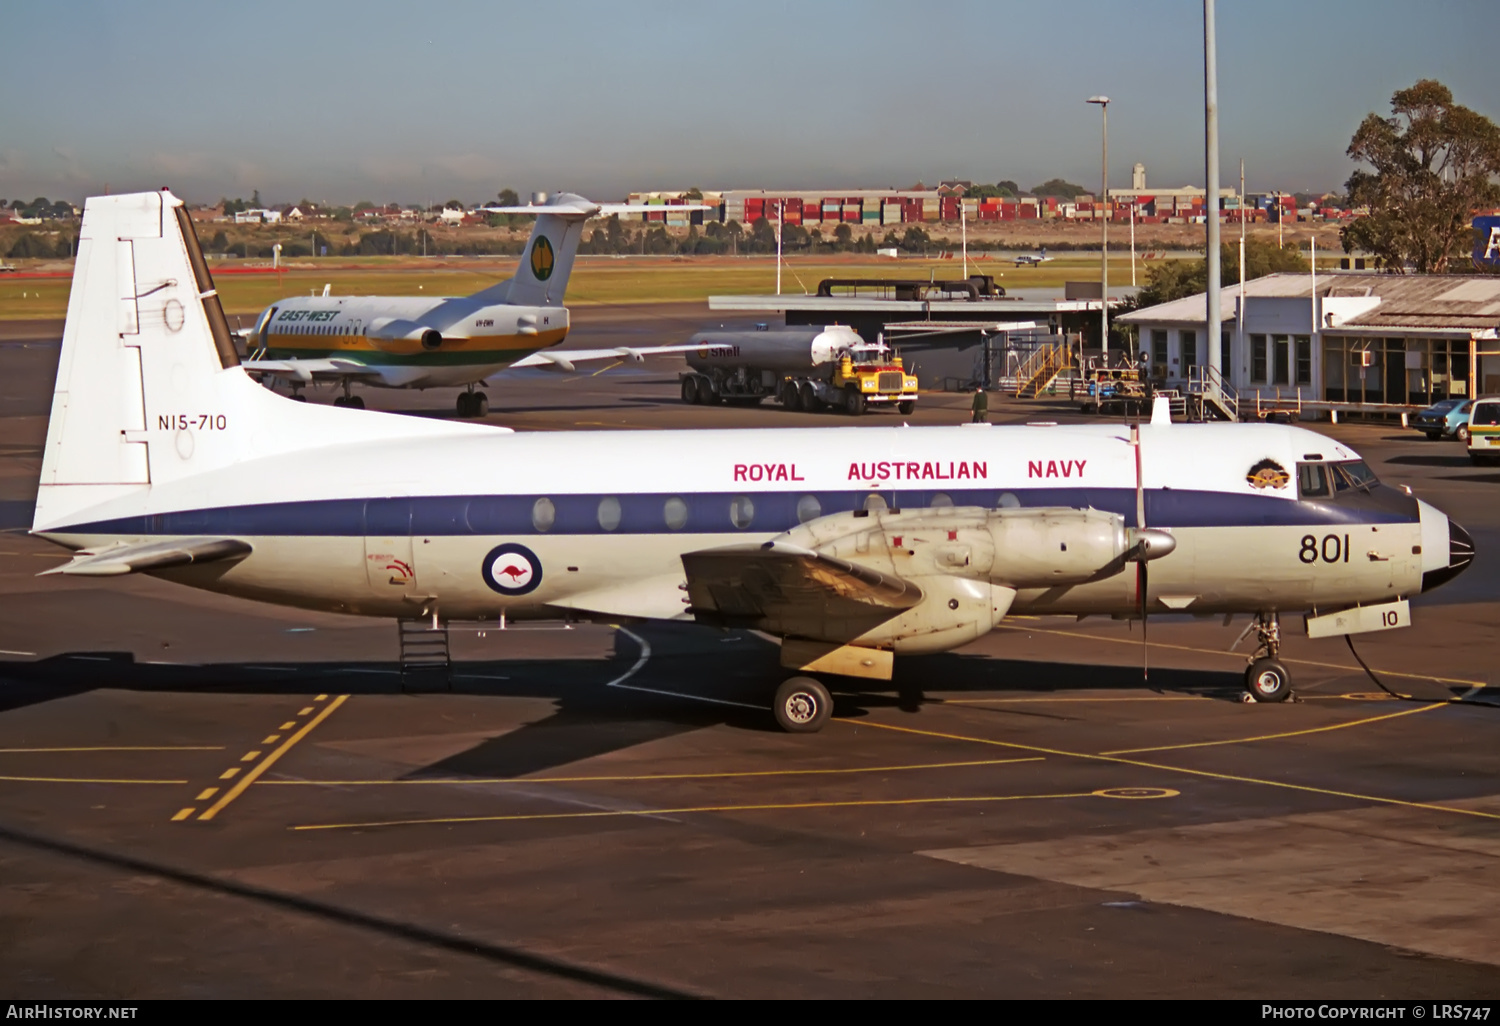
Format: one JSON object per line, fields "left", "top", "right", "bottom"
{"left": 1246, "top": 659, "right": 1292, "bottom": 702}
{"left": 774, "top": 677, "right": 832, "bottom": 733}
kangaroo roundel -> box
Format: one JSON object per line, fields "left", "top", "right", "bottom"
{"left": 530, "top": 236, "right": 555, "bottom": 281}
{"left": 481, "top": 543, "right": 543, "bottom": 596}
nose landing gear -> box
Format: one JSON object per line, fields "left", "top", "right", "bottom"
{"left": 1243, "top": 611, "right": 1293, "bottom": 703}
{"left": 457, "top": 388, "right": 489, "bottom": 418}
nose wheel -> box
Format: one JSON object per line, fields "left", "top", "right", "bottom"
{"left": 774, "top": 677, "right": 832, "bottom": 733}
{"left": 1243, "top": 611, "right": 1294, "bottom": 703}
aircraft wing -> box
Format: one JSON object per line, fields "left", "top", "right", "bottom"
{"left": 681, "top": 542, "right": 922, "bottom": 627}
{"left": 241, "top": 358, "right": 386, "bottom": 382}
{"left": 40, "top": 538, "right": 252, "bottom": 577}
{"left": 504, "top": 344, "right": 703, "bottom": 374}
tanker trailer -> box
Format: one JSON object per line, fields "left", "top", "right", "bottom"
{"left": 680, "top": 325, "right": 918, "bottom": 415}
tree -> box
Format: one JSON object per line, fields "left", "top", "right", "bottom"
{"left": 997, "top": 180, "right": 1020, "bottom": 197}
{"left": 1029, "top": 178, "right": 1085, "bottom": 199}
{"left": 1129, "top": 239, "right": 1309, "bottom": 309}
{"left": 496, "top": 188, "right": 520, "bottom": 207}
{"left": 1343, "top": 79, "right": 1500, "bottom": 273}
{"left": 251, "top": 189, "right": 262, "bottom": 207}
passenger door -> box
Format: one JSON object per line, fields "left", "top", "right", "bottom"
{"left": 363, "top": 498, "right": 417, "bottom": 597}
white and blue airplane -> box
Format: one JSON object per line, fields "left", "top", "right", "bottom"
{"left": 32, "top": 190, "right": 1474, "bottom": 732}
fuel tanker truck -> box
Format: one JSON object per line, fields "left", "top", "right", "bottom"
{"left": 680, "top": 325, "right": 919, "bottom": 415}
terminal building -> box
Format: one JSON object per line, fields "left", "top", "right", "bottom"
{"left": 1116, "top": 272, "right": 1500, "bottom": 412}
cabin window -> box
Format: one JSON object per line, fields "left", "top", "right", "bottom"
{"left": 531, "top": 497, "right": 555, "bottom": 532}
{"left": 597, "top": 496, "right": 622, "bottom": 531}
{"left": 862, "top": 493, "right": 889, "bottom": 512}
{"left": 1250, "top": 335, "right": 1267, "bottom": 383}
{"left": 1297, "top": 463, "right": 1331, "bottom": 499}
{"left": 663, "top": 497, "right": 688, "bottom": 531}
{"left": 729, "top": 495, "right": 755, "bottom": 530}
{"left": 929, "top": 493, "right": 953, "bottom": 508}
{"left": 796, "top": 494, "right": 822, "bottom": 523}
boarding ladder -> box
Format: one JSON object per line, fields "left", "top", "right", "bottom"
{"left": 397, "top": 618, "right": 451, "bottom": 691}
{"left": 1015, "top": 342, "right": 1072, "bottom": 398}
{"left": 1186, "top": 365, "right": 1240, "bottom": 422}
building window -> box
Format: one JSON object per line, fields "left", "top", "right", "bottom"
{"left": 1251, "top": 335, "right": 1267, "bottom": 383}
{"left": 1273, "top": 335, "right": 1290, "bottom": 385}
{"left": 1151, "top": 329, "right": 1168, "bottom": 369}
{"left": 1181, "top": 330, "right": 1197, "bottom": 373}
{"left": 1295, "top": 335, "right": 1311, "bottom": 386}
{"left": 1221, "top": 331, "right": 1232, "bottom": 379}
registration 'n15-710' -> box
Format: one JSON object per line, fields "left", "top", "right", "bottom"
{"left": 158, "top": 414, "right": 227, "bottom": 431}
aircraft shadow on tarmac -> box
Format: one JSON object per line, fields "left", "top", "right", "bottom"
{"left": 1386, "top": 453, "right": 1475, "bottom": 469}
{"left": 0, "top": 622, "right": 1252, "bottom": 779}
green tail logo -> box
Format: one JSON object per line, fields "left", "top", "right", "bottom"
{"left": 530, "top": 236, "right": 555, "bottom": 281}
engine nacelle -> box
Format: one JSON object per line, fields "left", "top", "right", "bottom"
{"left": 365, "top": 317, "right": 443, "bottom": 349}
{"left": 772, "top": 505, "right": 1170, "bottom": 652}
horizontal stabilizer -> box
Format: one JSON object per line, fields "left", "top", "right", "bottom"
{"left": 682, "top": 541, "right": 922, "bottom": 625}
{"left": 241, "top": 358, "right": 386, "bottom": 382}
{"left": 40, "top": 538, "right": 251, "bottom": 577}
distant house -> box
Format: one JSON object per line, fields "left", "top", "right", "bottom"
{"left": 438, "top": 207, "right": 466, "bottom": 224}
{"left": 234, "top": 208, "right": 282, "bottom": 225}
{"left": 1117, "top": 271, "right": 1500, "bottom": 410}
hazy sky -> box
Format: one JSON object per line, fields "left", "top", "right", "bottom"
{"left": 3, "top": 0, "right": 1496, "bottom": 206}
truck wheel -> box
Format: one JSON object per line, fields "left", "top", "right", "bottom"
{"left": 798, "top": 381, "right": 820, "bottom": 412}
{"left": 844, "top": 386, "right": 866, "bottom": 416}
{"left": 780, "top": 381, "right": 801, "bottom": 411}
{"left": 681, "top": 377, "right": 697, "bottom": 404}
{"left": 898, "top": 400, "right": 915, "bottom": 415}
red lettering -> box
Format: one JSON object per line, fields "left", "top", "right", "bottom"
{"left": 921, "top": 461, "right": 934, "bottom": 479}
{"left": 878, "top": 462, "right": 890, "bottom": 481}
{"left": 907, "top": 462, "right": 919, "bottom": 480}
{"left": 848, "top": 462, "right": 861, "bottom": 481}
{"left": 974, "top": 461, "right": 986, "bottom": 478}
{"left": 1075, "top": 460, "right": 1086, "bottom": 476}
{"left": 734, "top": 464, "right": 747, "bottom": 481}
{"left": 1028, "top": 460, "right": 1042, "bottom": 478}
{"left": 750, "top": 465, "right": 764, "bottom": 481}
{"left": 1046, "top": 460, "right": 1058, "bottom": 478}
{"left": 957, "top": 462, "right": 971, "bottom": 479}
{"left": 792, "top": 464, "right": 804, "bottom": 481}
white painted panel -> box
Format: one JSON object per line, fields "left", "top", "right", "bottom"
{"left": 117, "top": 240, "right": 138, "bottom": 335}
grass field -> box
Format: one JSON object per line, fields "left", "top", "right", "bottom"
{"left": 0, "top": 253, "right": 1156, "bottom": 321}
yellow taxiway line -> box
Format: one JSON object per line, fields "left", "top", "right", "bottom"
{"left": 0, "top": 746, "right": 225, "bottom": 753}
{"left": 842, "top": 718, "right": 1500, "bottom": 823}
{"left": 196, "top": 695, "right": 347, "bottom": 822}
{"left": 1100, "top": 703, "right": 1436, "bottom": 755}
{"left": 257, "top": 756, "right": 1044, "bottom": 788}
{"left": 0, "top": 775, "right": 188, "bottom": 784}
{"left": 290, "top": 786, "right": 1172, "bottom": 833}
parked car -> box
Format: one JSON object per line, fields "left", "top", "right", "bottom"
{"left": 1411, "top": 397, "right": 1476, "bottom": 442}
{"left": 1468, "top": 397, "right": 1500, "bottom": 466}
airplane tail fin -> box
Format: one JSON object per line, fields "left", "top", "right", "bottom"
{"left": 34, "top": 189, "right": 489, "bottom": 533}
{"left": 471, "top": 193, "right": 713, "bottom": 308}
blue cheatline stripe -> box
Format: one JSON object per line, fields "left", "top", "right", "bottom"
{"left": 48, "top": 486, "right": 1417, "bottom": 538}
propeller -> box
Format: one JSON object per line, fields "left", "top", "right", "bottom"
{"left": 1126, "top": 420, "right": 1177, "bottom": 680}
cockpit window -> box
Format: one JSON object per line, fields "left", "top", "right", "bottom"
{"left": 1297, "top": 463, "right": 1331, "bottom": 498}
{"left": 1299, "top": 459, "right": 1378, "bottom": 499}
{"left": 1331, "top": 460, "right": 1378, "bottom": 493}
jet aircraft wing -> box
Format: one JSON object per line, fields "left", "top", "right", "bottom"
{"left": 504, "top": 344, "right": 705, "bottom": 373}
{"left": 240, "top": 358, "right": 387, "bottom": 382}
{"left": 40, "top": 538, "right": 252, "bottom": 577}
{"left": 681, "top": 542, "right": 923, "bottom": 628}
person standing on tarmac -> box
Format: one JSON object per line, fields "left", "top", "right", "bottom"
{"left": 971, "top": 386, "right": 988, "bottom": 423}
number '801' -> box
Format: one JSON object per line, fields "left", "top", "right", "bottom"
{"left": 1299, "top": 533, "right": 1350, "bottom": 564}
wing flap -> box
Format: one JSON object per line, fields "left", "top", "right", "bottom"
{"left": 681, "top": 542, "right": 922, "bottom": 626}
{"left": 40, "top": 538, "right": 252, "bottom": 577}
{"left": 241, "top": 358, "right": 384, "bottom": 381}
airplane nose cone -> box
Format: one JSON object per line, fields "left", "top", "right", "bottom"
{"left": 1422, "top": 520, "right": 1475, "bottom": 593}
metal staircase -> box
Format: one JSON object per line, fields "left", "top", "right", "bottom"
{"left": 1186, "top": 365, "right": 1240, "bottom": 421}
{"left": 1015, "top": 342, "right": 1072, "bottom": 398}
{"left": 397, "top": 618, "right": 451, "bottom": 691}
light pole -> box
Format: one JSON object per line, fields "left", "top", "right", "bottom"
{"left": 1204, "top": 0, "right": 1222, "bottom": 393}
{"left": 1087, "top": 96, "right": 1109, "bottom": 359}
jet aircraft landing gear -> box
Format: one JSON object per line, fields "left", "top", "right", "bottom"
{"left": 773, "top": 676, "right": 833, "bottom": 733}
{"left": 1244, "top": 611, "right": 1292, "bottom": 703}
{"left": 333, "top": 380, "right": 365, "bottom": 409}
{"left": 457, "top": 387, "right": 489, "bottom": 418}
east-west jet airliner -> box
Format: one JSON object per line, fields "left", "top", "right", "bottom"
{"left": 243, "top": 193, "right": 703, "bottom": 416}
{"left": 32, "top": 191, "right": 1475, "bottom": 732}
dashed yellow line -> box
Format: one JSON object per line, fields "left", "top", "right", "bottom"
{"left": 842, "top": 718, "right": 1500, "bottom": 823}
{"left": 240, "top": 751, "right": 261, "bottom": 762}
{"left": 278, "top": 722, "right": 296, "bottom": 731}
{"left": 171, "top": 808, "right": 195, "bottom": 821}
{"left": 196, "top": 787, "right": 218, "bottom": 801}
{"left": 198, "top": 695, "right": 347, "bottom": 822}
{"left": 944, "top": 695, "right": 1212, "bottom": 705}
{"left": 297, "top": 707, "right": 314, "bottom": 716}
{"left": 219, "top": 768, "right": 240, "bottom": 781}
{"left": 291, "top": 787, "right": 1136, "bottom": 833}
{"left": 261, "top": 735, "right": 280, "bottom": 745}
{"left": 1100, "top": 703, "right": 1435, "bottom": 755}
{"left": 257, "top": 756, "right": 1044, "bottom": 787}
